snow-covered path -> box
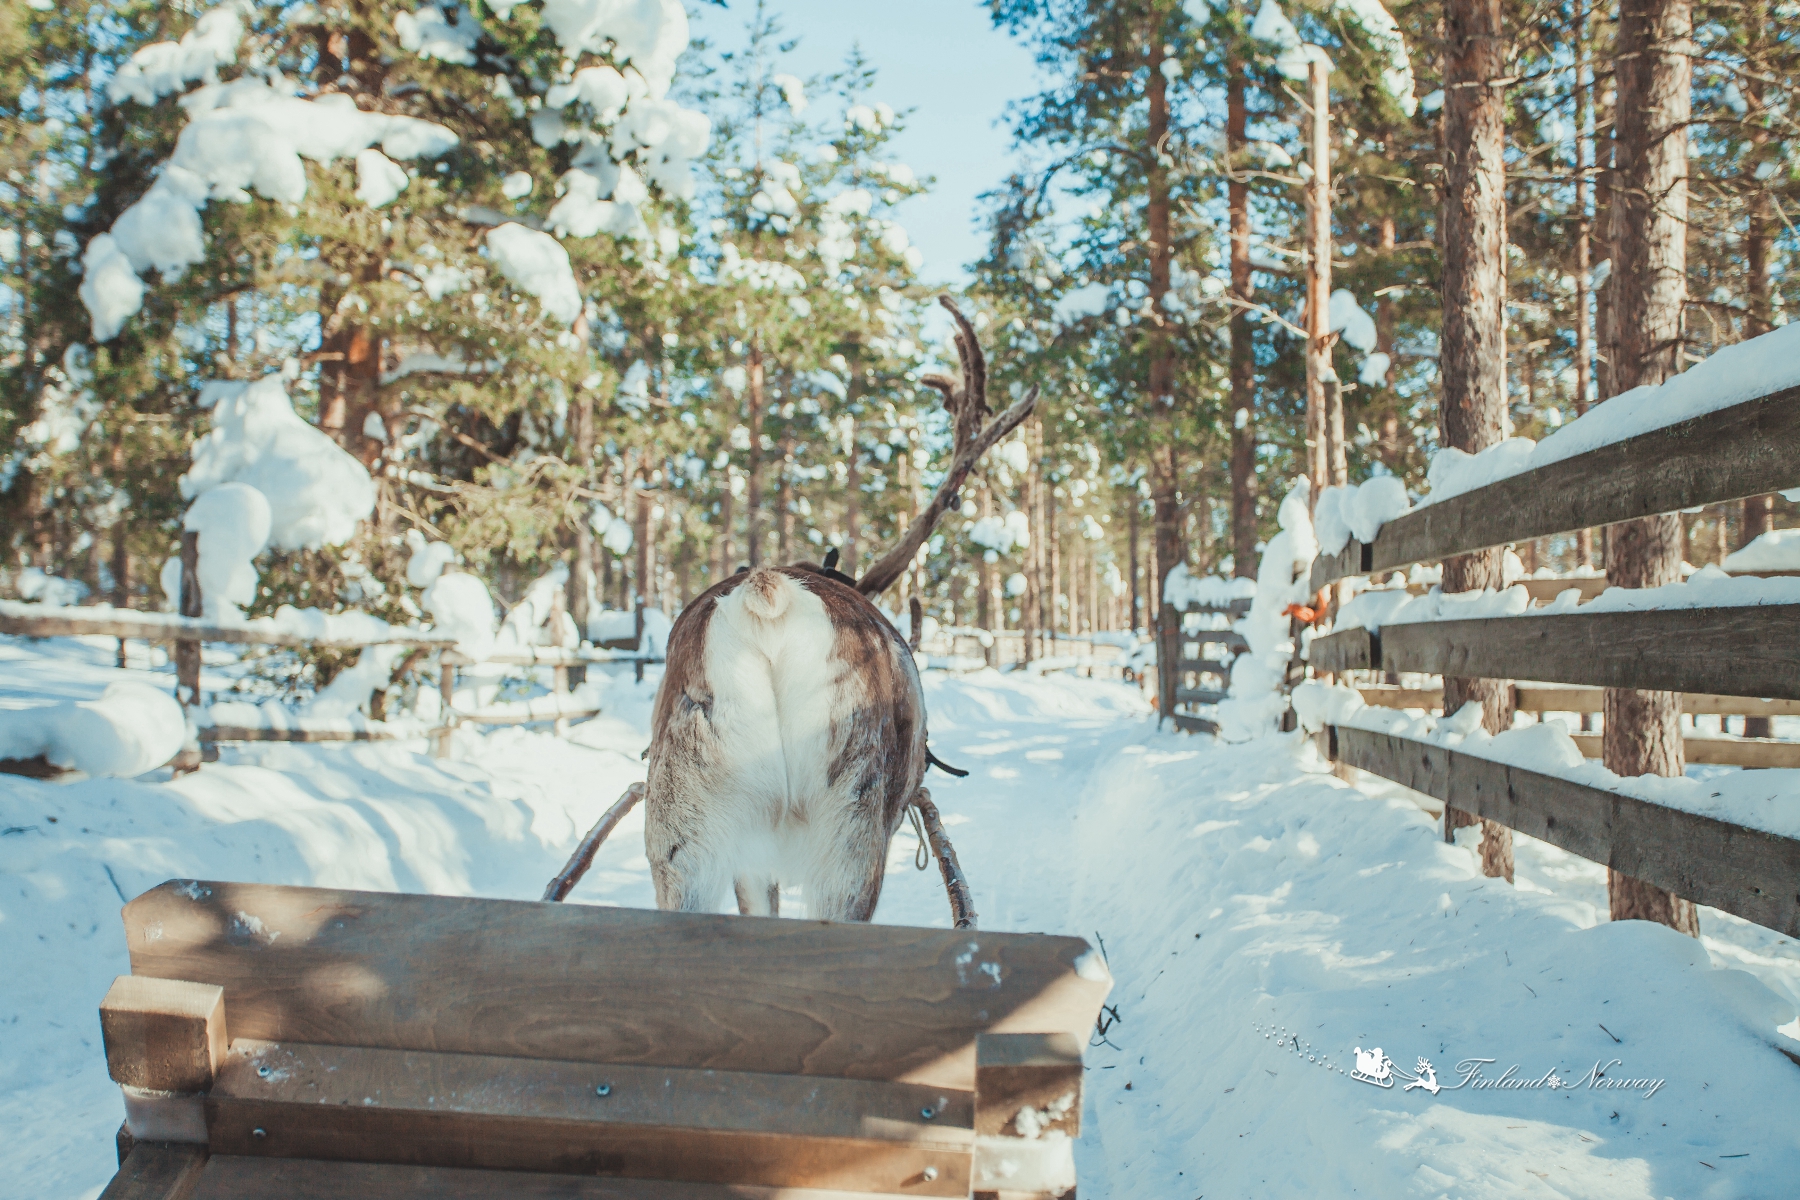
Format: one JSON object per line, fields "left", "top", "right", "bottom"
{"left": 3, "top": 636, "right": 1798, "bottom": 1198}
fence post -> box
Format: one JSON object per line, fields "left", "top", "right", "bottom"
{"left": 175, "top": 531, "right": 202, "bottom": 708}
{"left": 435, "top": 660, "right": 455, "bottom": 759}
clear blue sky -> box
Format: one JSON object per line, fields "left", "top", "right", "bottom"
{"left": 688, "top": 0, "right": 1043, "bottom": 287}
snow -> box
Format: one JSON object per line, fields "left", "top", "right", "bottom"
{"left": 0, "top": 682, "right": 185, "bottom": 777}
{"left": 1160, "top": 563, "right": 1257, "bottom": 610}
{"left": 422, "top": 571, "right": 498, "bottom": 659}
{"left": 772, "top": 72, "right": 808, "bottom": 114}
{"left": 107, "top": 2, "right": 246, "bottom": 107}
{"left": 1724, "top": 528, "right": 1800, "bottom": 573}
{"left": 182, "top": 375, "right": 376, "bottom": 551}
{"left": 968, "top": 511, "right": 1031, "bottom": 555}
{"left": 181, "top": 483, "right": 272, "bottom": 621}
{"left": 5, "top": 634, "right": 1798, "bottom": 1198}
{"left": 405, "top": 531, "right": 459, "bottom": 589}
{"left": 394, "top": 3, "right": 480, "bottom": 65}
{"left": 1331, "top": 563, "right": 1800, "bottom": 633}
{"left": 1331, "top": 0, "right": 1417, "bottom": 115}
{"left": 1327, "top": 288, "right": 1377, "bottom": 352}
{"left": 1357, "top": 350, "right": 1391, "bottom": 386}
{"left": 1312, "top": 474, "right": 1410, "bottom": 556}
{"left": 82, "top": 78, "right": 459, "bottom": 340}
{"left": 485, "top": 223, "right": 583, "bottom": 325}
{"left": 1419, "top": 323, "right": 1800, "bottom": 512}
{"left": 16, "top": 568, "right": 87, "bottom": 608}
{"left": 306, "top": 645, "right": 408, "bottom": 720}
{"left": 1295, "top": 681, "right": 1800, "bottom": 841}
{"left": 353, "top": 149, "right": 410, "bottom": 208}
{"left": 1215, "top": 479, "right": 1318, "bottom": 740}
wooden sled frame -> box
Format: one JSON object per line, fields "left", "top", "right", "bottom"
{"left": 96, "top": 879, "right": 1111, "bottom": 1200}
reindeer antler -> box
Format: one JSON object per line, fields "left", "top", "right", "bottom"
{"left": 856, "top": 295, "right": 1038, "bottom": 597}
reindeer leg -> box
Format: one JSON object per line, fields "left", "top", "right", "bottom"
{"left": 733, "top": 877, "right": 780, "bottom": 917}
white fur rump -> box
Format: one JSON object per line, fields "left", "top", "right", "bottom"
{"left": 698, "top": 568, "right": 878, "bottom": 910}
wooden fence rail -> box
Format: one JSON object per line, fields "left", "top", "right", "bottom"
{"left": 1325, "top": 726, "right": 1800, "bottom": 937}
{"left": 1309, "top": 605, "right": 1800, "bottom": 700}
{"left": 1309, "top": 386, "right": 1800, "bottom": 593}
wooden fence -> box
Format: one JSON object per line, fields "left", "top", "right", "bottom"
{"left": 0, "top": 575, "right": 662, "bottom": 769}
{"left": 1302, "top": 383, "right": 1800, "bottom": 938}
{"left": 1162, "top": 598, "right": 1253, "bottom": 735}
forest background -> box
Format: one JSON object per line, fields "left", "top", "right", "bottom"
{"left": 2, "top": 0, "right": 1796, "bottom": 693}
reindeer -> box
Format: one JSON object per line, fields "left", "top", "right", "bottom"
{"left": 640, "top": 297, "right": 1036, "bottom": 922}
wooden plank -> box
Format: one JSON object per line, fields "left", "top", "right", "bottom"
{"left": 1178, "top": 630, "right": 1250, "bottom": 652}
{"left": 1177, "top": 598, "right": 1254, "bottom": 617}
{"left": 207, "top": 1040, "right": 969, "bottom": 1194}
{"left": 1356, "top": 686, "right": 1442, "bottom": 710}
{"left": 1307, "top": 540, "right": 1369, "bottom": 594}
{"left": 0, "top": 603, "right": 453, "bottom": 651}
{"left": 1174, "top": 687, "right": 1228, "bottom": 706}
{"left": 1519, "top": 577, "right": 1609, "bottom": 604}
{"left": 1311, "top": 605, "right": 1800, "bottom": 699}
{"left": 1170, "top": 713, "right": 1219, "bottom": 735}
{"left": 123, "top": 882, "right": 1111, "bottom": 1092}
{"left": 187, "top": 1156, "right": 928, "bottom": 1200}
{"left": 1358, "top": 684, "right": 1800, "bottom": 718}
{"left": 1306, "top": 627, "right": 1376, "bottom": 674}
{"left": 197, "top": 727, "right": 405, "bottom": 744}
{"left": 99, "top": 1143, "right": 208, "bottom": 1200}
{"left": 974, "top": 1033, "right": 1082, "bottom": 1139}
{"left": 1176, "top": 659, "right": 1234, "bottom": 677}
{"left": 1567, "top": 733, "right": 1800, "bottom": 769}
{"left": 1672, "top": 692, "right": 1800, "bottom": 718}
{"left": 101, "top": 976, "right": 227, "bottom": 1093}
{"left": 1326, "top": 726, "right": 1800, "bottom": 937}
{"left": 1310, "top": 386, "right": 1800, "bottom": 591}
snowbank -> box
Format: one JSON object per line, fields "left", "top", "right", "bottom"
{"left": 0, "top": 683, "right": 185, "bottom": 776}
{"left": 1725, "top": 528, "right": 1800, "bottom": 573}
{"left": 1294, "top": 680, "right": 1800, "bottom": 840}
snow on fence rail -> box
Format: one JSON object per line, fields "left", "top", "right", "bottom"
{"left": 1299, "top": 376, "right": 1800, "bottom": 938}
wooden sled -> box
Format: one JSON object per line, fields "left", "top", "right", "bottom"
{"left": 96, "top": 880, "right": 1112, "bottom": 1200}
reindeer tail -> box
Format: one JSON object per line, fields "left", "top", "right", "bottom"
{"left": 735, "top": 565, "right": 796, "bottom": 623}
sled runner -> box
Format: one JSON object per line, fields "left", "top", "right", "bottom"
{"left": 93, "top": 879, "right": 1111, "bottom": 1200}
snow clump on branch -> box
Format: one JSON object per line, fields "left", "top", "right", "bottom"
{"left": 81, "top": 76, "right": 460, "bottom": 341}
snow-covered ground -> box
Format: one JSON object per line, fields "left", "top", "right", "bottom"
{"left": 4, "top": 632, "right": 1799, "bottom": 1198}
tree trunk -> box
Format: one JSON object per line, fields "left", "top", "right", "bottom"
{"left": 1573, "top": 4, "right": 1596, "bottom": 567}
{"left": 715, "top": 484, "right": 735, "bottom": 580}
{"left": 1046, "top": 472, "right": 1061, "bottom": 642}
{"left": 1605, "top": 0, "right": 1697, "bottom": 935}
{"left": 1740, "top": 27, "right": 1776, "bottom": 743}
{"left": 1128, "top": 496, "right": 1141, "bottom": 632}
{"left": 1440, "top": 0, "right": 1514, "bottom": 879}
{"left": 744, "top": 341, "right": 765, "bottom": 566}
{"left": 844, "top": 420, "right": 861, "bottom": 576}
{"left": 777, "top": 433, "right": 795, "bottom": 564}
{"left": 1227, "top": 63, "right": 1258, "bottom": 578}
{"left": 1148, "top": 39, "right": 1181, "bottom": 714}
{"left": 1304, "top": 58, "right": 1332, "bottom": 500}
{"left": 567, "top": 386, "right": 595, "bottom": 685}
